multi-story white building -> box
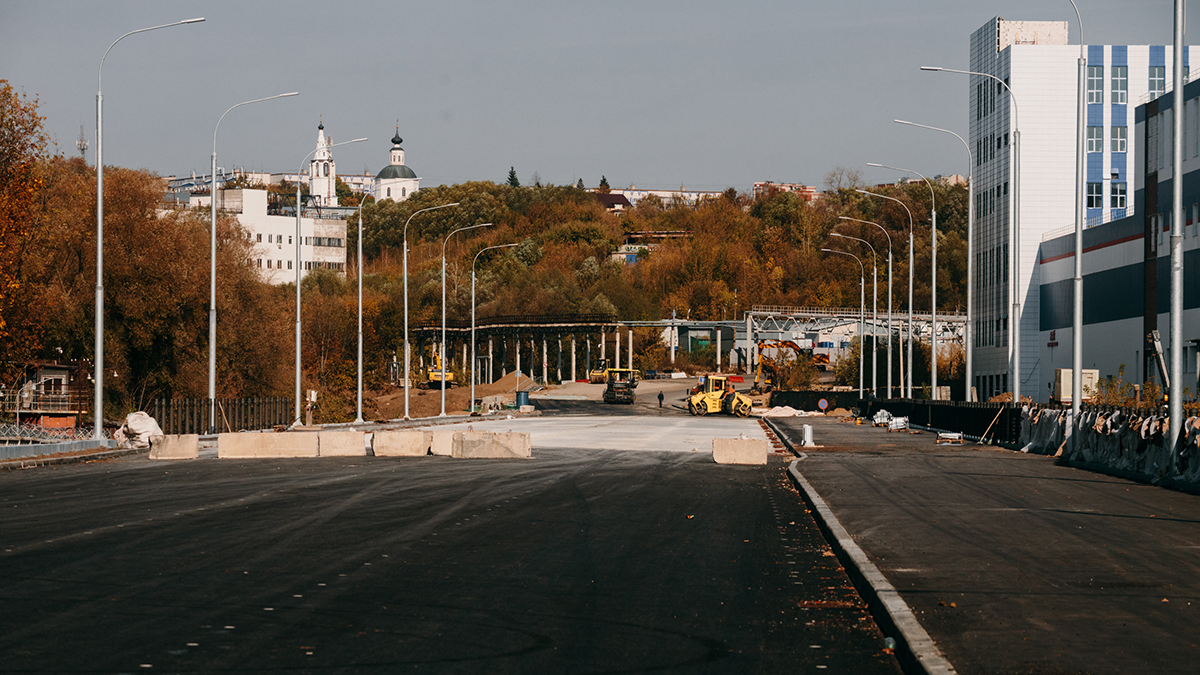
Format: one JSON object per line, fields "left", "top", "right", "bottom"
{"left": 968, "top": 16, "right": 1199, "bottom": 401}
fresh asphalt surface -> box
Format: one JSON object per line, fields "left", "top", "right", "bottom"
{"left": 0, "top": 396, "right": 901, "bottom": 674}
{"left": 773, "top": 415, "right": 1200, "bottom": 675}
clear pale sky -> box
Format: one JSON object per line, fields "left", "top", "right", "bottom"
{"left": 2, "top": 0, "right": 1190, "bottom": 192}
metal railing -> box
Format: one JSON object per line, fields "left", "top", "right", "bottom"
{"left": 151, "top": 396, "right": 291, "bottom": 435}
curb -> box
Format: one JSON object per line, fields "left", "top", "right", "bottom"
{"left": 768, "top": 418, "right": 956, "bottom": 675}
{"left": 0, "top": 446, "right": 149, "bottom": 471}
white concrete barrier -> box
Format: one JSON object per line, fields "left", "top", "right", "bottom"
{"left": 430, "top": 429, "right": 456, "bottom": 456}
{"left": 149, "top": 434, "right": 199, "bottom": 460}
{"left": 318, "top": 431, "right": 367, "bottom": 457}
{"left": 373, "top": 430, "right": 432, "bottom": 457}
{"left": 453, "top": 431, "right": 532, "bottom": 459}
{"left": 712, "top": 438, "right": 768, "bottom": 465}
{"left": 218, "top": 432, "right": 319, "bottom": 458}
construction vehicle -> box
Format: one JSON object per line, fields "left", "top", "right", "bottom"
{"left": 602, "top": 368, "right": 639, "bottom": 404}
{"left": 688, "top": 374, "right": 753, "bottom": 417}
{"left": 588, "top": 358, "right": 609, "bottom": 384}
{"left": 422, "top": 347, "right": 456, "bottom": 389}
{"left": 751, "top": 339, "right": 817, "bottom": 393}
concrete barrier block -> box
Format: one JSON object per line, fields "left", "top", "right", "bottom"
{"left": 373, "top": 430, "right": 432, "bottom": 457}
{"left": 712, "top": 438, "right": 768, "bottom": 465}
{"left": 430, "top": 429, "right": 456, "bottom": 456}
{"left": 149, "top": 434, "right": 199, "bottom": 460}
{"left": 319, "top": 431, "right": 367, "bottom": 456}
{"left": 453, "top": 431, "right": 532, "bottom": 459}
{"left": 218, "top": 432, "right": 319, "bottom": 458}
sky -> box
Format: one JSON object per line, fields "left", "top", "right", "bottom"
{"left": 2, "top": 0, "right": 1192, "bottom": 192}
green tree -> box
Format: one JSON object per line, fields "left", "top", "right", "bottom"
{"left": 507, "top": 167, "right": 520, "bottom": 187}
{"left": 598, "top": 175, "right": 610, "bottom": 194}
{"left": 577, "top": 178, "right": 585, "bottom": 189}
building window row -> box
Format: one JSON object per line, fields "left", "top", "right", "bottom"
{"left": 1086, "top": 125, "right": 1128, "bottom": 153}
{"left": 256, "top": 259, "right": 292, "bottom": 270}
{"left": 306, "top": 236, "right": 344, "bottom": 248}
{"left": 975, "top": 133, "right": 1004, "bottom": 166}
{"left": 1084, "top": 182, "right": 1126, "bottom": 209}
{"left": 1088, "top": 64, "right": 1164, "bottom": 103}
{"left": 304, "top": 261, "right": 345, "bottom": 272}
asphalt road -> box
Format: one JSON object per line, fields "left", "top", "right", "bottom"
{"left": 0, "top": 431, "right": 901, "bottom": 674}
{"left": 773, "top": 415, "right": 1200, "bottom": 675}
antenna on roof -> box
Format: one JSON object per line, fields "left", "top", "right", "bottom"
{"left": 76, "top": 125, "right": 88, "bottom": 159}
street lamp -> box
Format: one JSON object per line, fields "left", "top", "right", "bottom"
{"left": 210, "top": 92, "right": 297, "bottom": 433}
{"left": 858, "top": 189, "right": 915, "bottom": 398}
{"left": 441, "top": 222, "right": 494, "bottom": 416}
{"left": 293, "top": 137, "right": 367, "bottom": 424}
{"left": 863, "top": 167, "right": 938, "bottom": 398}
{"left": 1068, "top": 0, "right": 1087, "bottom": 450}
{"left": 832, "top": 232, "right": 878, "bottom": 397}
{"left": 403, "top": 202, "right": 460, "bottom": 419}
{"left": 822, "top": 248, "right": 866, "bottom": 399}
{"left": 472, "top": 243, "right": 519, "bottom": 411}
{"left": 839, "top": 216, "right": 893, "bottom": 398}
{"left": 354, "top": 195, "right": 370, "bottom": 424}
{"left": 890, "top": 125, "right": 974, "bottom": 402}
{"left": 920, "top": 66, "right": 1020, "bottom": 404}
{"left": 93, "top": 17, "right": 204, "bottom": 440}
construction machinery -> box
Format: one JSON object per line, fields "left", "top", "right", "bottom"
{"left": 602, "top": 368, "right": 639, "bottom": 404}
{"left": 688, "top": 374, "right": 753, "bottom": 417}
{"left": 422, "top": 348, "right": 456, "bottom": 389}
{"left": 588, "top": 358, "right": 609, "bottom": 384}
{"left": 752, "top": 339, "right": 817, "bottom": 393}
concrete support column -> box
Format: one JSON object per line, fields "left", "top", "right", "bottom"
{"left": 601, "top": 330, "right": 606, "bottom": 361}
{"left": 516, "top": 335, "right": 521, "bottom": 376}
{"left": 628, "top": 327, "right": 633, "bottom": 371}
{"left": 557, "top": 334, "right": 562, "bottom": 383}
{"left": 717, "top": 328, "right": 722, "bottom": 372}
{"left": 542, "top": 337, "right": 548, "bottom": 384}
{"left": 488, "top": 336, "right": 494, "bottom": 384}
{"left": 571, "top": 333, "right": 577, "bottom": 381}
{"left": 616, "top": 329, "right": 622, "bottom": 369}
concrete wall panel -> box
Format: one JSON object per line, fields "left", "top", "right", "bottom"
{"left": 218, "top": 432, "right": 319, "bottom": 458}
{"left": 373, "top": 430, "right": 432, "bottom": 457}
{"left": 712, "top": 438, "right": 768, "bottom": 465}
{"left": 149, "top": 434, "right": 199, "bottom": 460}
{"left": 319, "top": 431, "right": 367, "bottom": 457}
{"left": 430, "top": 430, "right": 456, "bottom": 456}
{"left": 453, "top": 431, "right": 532, "bottom": 459}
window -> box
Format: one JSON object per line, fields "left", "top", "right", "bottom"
{"left": 287, "top": 261, "right": 292, "bottom": 270}
{"left": 278, "top": 260, "right": 282, "bottom": 269}
{"left": 1111, "top": 126, "right": 1127, "bottom": 152}
{"left": 1087, "top": 182, "right": 1103, "bottom": 208}
{"left": 256, "top": 233, "right": 262, "bottom": 243}
{"left": 1150, "top": 66, "right": 1166, "bottom": 97}
{"left": 257, "top": 259, "right": 262, "bottom": 268}
{"left": 288, "top": 236, "right": 292, "bottom": 245}
{"left": 386, "top": 187, "right": 391, "bottom": 198}
{"left": 1087, "top": 126, "right": 1103, "bottom": 152}
{"left": 267, "top": 260, "right": 272, "bottom": 269}
{"left": 1112, "top": 66, "right": 1128, "bottom": 103}
{"left": 1088, "top": 65, "right": 1104, "bottom": 103}
{"left": 1111, "top": 182, "right": 1127, "bottom": 209}
{"left": 323, "top": 163, "right": 329, "bottom": 177}
{"left": 402, "top": 187, "right": 406, "bottom": 197}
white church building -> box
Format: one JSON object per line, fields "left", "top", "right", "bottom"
{"left": 374, "top": 128, "right": 421, "bottom": 202}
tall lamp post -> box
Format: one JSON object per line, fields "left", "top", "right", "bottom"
{"left": 831, "top": 233, "right": 878, "bottom": 397}
{"left": 293, "top": 137, "right": 367, "bottom": 424}
{"left": 354, "top": 195, "right": 371, "bottom": 424}
{"left": 441, "top": 222, "right": 494, "bottom": 417}
{"left": 472, "top": 243, "right": 519, "bottom": 411}
{"left": 822, "top": 248, "right": 866, "bottom": 399}
{"left": 840, "top": 216, "right": 893, "bottom": 398}
{"left": 93, "top": 17, "right": 205, "bottom": 440}
{"left": 1068, "top": 0, "right": 1087, "bottom": 450}
{"left": 210, "top": 92, "right": 297, "bottom": 433}
{"left": 1170, "top": 0, "right": 1186, "bottom": 462}
{"left": 858, "top": 189, "right": 915, "bottom": 398}
{"left": 402, "top": 202, "right": 460, "bottom": 419}
{"left": 920, "top": 66, "right": 1019, "bottom": 404}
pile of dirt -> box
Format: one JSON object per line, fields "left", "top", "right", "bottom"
{"left": 368, "top": 370, "right": 542, "bottom": 420}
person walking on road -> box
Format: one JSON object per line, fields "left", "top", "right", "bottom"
{"left": 658, "top": 391, "right": 664, "bottom": 408}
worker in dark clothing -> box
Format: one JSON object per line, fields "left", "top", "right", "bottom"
{"left": 657, "top": 391, "right": 665, "bottom": 408}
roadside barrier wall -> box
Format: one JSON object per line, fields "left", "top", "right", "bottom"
{"left": 712, "top": 438, "right": 767, "bottom": 465}
{"left": 149, "top": 434, "right": 199, "bottom": 460}
{"left": 218, "top": 432, "right": 319, "bottom": 458}
{"left": 1021, "top": 406, "right": 1200, "bottom": 491}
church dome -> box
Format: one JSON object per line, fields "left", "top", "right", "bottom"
{"left": 376, "top": 164, "right": 417, "bottom": 179}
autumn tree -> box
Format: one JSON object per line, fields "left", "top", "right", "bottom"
{"left": 0, "top": 80, "right": 49, "bottom": 381}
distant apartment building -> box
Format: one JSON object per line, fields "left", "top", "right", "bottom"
{"left": 607, "top": 186, "right": 725, "bottom": 207}
{"left": 752, "top": 181, "right": 819, "bottom": 202}
{"left": 967, "top": 16, "right": 1199, "bottom": 401}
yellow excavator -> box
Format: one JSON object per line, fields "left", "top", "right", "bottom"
{"left": 752, "top": 339, "right": 817, "bottom": 393}
{"left": 423, "top": 347, "right": 456, "bottom": 389}
{"left": 688, "top": 374, "right": 753, "bottom": 417}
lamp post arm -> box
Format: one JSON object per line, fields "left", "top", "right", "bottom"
{"left": 99, "top": 18, "right": 204, "bottom": 91}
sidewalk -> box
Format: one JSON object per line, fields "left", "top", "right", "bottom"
{"left": 770, "top": 415, "right": 1200, "bottom": 675}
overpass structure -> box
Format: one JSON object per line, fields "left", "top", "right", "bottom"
{"left": 409, "top": 305, "right": 964, "bottom": 389}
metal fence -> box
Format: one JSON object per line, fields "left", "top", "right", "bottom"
{"left": 150, "top": 397, "right": 291, "bottom": 435}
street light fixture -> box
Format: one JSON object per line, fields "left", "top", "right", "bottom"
{"left": 472, "top": 243, "right": 519, "bottom": 411}
{"left": 832, "top": 232, "right": 878, "bottom": 397}
{"left": 857, "top": 189, "right": 915, "bottom": 398}
{"left": 209, "top": 92, "right": 298, "bottom": 433}
{"left": 93, "top": 16, "right": 205, "bottom": 440}
{"left": 920, "top": 66, "right": 1020, "bottom": 404}
{"left": 441, "top": 222, "right": 494, "bottom": 417}
{"left": 839, "top": 216, "right": 893, "bottom": 397}
{"left": 293, "top": 137, "right": 367, "bottom": 425}
{"left": 403, "top": 202, "right": 460, "bottom": 419}
{"left": 1068, "top": 0, "right": 1087, "bottom": 450}
{"left": 822, "top": 248, "right": 866, "bottom": 399}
